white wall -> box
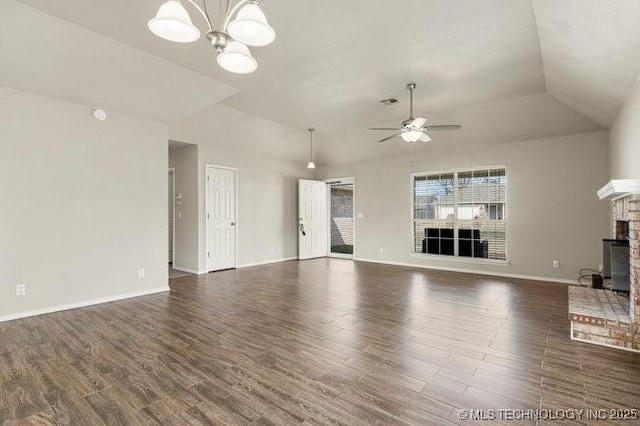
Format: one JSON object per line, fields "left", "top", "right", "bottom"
{"left": 169, "top": 145, "right": 199, "bottom": 272}
{"left": 609, "top": 77, "right": 640, "bottom": 179}
{"left": 169, "top": 104, "right": 313, "bottom": 270}
{"left": 0, "top": 87, "right": 168, "bottom": 319}
{"left": 316, "top": 131, "right": 610, "bottom": 282}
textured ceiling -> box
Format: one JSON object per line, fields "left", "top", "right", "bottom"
{"left": 0, "top": 1, "right": 237, "bottom": 123}
{"left": 15, "top": 0, "right": 546, "bottom": 131}
{"left": 317, "top": 93, "right": 603, "bottom": 165}
{"left": 533, "top": 0, "right": 640, "bottom": 126}
{"left": 7, "top": 0, "right": 639, "bottom": 137}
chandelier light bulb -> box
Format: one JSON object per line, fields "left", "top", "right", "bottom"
{"left": 216, "top": 41, "right": 258, "bottom": 74}
{"left": 148, "top": 0, "right": 201, "bottom": 43}
{"left": 227, "top": 2, "right": 276, "bottom": 47}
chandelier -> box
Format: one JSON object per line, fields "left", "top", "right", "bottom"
{"left": 148, "top": 0, "right": 276, "bottom": 74}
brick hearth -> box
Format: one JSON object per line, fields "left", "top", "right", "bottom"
{"left": 568, "top": 194, "right": 640, "bottom": 352}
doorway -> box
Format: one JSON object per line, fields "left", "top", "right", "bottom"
{"left": 168, "top": 168, "right": 175, "bottom": 264}
{"left": 327, "top": 178, "right": 355, "bottom": 259}
{"left": 206, "top": 165, "right": 237, "bottom": 271}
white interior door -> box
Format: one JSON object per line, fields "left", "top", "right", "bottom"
{"left": 298, "top": 179, "right": 328, "bottom": 260}
{"left": 207, "top": 166, "right": 236, "bottom": 271}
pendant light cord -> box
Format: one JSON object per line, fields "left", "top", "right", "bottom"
{"left": 409, "top": 85, "right": 414, "bottom": 119}
{"left": 309, "top": 129, "right": 314, "bottom": 162}
{"left": 410, "top": 143, "right": 415, "bottom": 172}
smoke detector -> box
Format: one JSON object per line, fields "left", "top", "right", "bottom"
{"left": 92, "top": 108, "right": 107, "bottom": 121}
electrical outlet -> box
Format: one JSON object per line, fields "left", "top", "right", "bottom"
{"left": 178, "top": 211, "right": 182, "bottom": 219}
{"left": 552, "top": 260, "right": 559, "bottom": 269}
{"left": 16, "top": 284, "right": 26, "bottom": 297}
{"left": 379, "top": 247, "right": 384, "bottom": 254}
{"left": 598, "top": 264, "right": 603, "bottom": 272}
{"left": 137, "top": 268, "right": 145, "bottom": 279}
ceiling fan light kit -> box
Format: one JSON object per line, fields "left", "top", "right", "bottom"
{"left": 370, "top": 83, "right": 462, "bottom": 144}
{"left": 148, "top": 0, "right": 275, "bottom": 74}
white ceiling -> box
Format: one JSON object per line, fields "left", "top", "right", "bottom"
{"left": 533, "top": 0, "right": 640, "bottom": 126}
{"left": 0, "top": 0, "right": 237, "bottom": 123}
{"left": 317, "top": 92, "right": 603, "bottom": 165}
{"left": 6, "top": 0, "right": 639, "bottom": 140}
{"left": 15, "top": 0, "right": 547, "bottom": 131}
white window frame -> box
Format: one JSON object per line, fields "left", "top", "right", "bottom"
{"left": 409, "top": 165, "right": 509, "bottom": 265}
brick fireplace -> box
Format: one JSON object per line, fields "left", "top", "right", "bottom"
{"left": 568, "top": 180, "right": 640, "bottom": 352}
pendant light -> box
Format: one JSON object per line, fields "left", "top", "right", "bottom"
{"left": 216, "top": 40, "right": 258, "bottom": 74}
{"left": 307, "top": 128, "right": 316, "bottom": 169}
{"left": 148, "top": 0, "right": 201, "bottom": 43}
{"left": 227, "top": 2, "right": 276, "bottom": 47}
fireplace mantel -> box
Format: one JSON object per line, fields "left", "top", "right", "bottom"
{"left": 597, "top": 179, "right": 640, "bottom": 200}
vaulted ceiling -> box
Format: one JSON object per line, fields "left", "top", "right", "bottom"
{"left": 4, "top": 0, "right": 640, "bottom": 137}
{"left": 534, "top": 0, "right": 640, "bottom": 126}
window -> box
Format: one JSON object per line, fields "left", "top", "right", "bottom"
{"left": 412, "top": 167, "right": 507, "bottom": 261}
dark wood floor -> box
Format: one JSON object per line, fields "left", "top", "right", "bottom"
{"left": 2, "top": 259, "right": 640, "bottom": 425}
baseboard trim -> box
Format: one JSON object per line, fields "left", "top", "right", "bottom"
{"left": 238, "top": 257, "right": 297, "bottom": 269}
{"left": 172, "top": 265, "right": 206, "bottom": 275}
{"left": 0, "top": 286, "right": 170, "bottom": 323}
{"left": 354, "top": 257, "right": 577, "bottom": 285}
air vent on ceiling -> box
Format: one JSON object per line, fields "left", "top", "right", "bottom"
{"left": 380, "top": 97, "right": 398, "bottom": 105}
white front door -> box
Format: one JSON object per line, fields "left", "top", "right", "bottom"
{"left": 207, "top": 166, "right": 236, "bottom": 271}
{"left": 298, "top": 179, "right": 328, "bottom": 260}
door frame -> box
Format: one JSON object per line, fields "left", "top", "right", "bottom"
{"left": 169, "top": 167, "right": 176, "bottom": 264}
{"left": 325, "top": 177, "right": 356, "bottom": 259}
{"left": 205, "top": 164, "right": 239, "bottom": 272}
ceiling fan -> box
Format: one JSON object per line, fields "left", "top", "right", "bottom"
{"left": 370, "top": 83, "right": 462, "bottom": 143}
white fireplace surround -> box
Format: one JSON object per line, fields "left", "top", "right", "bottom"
{"left": 598, "top": 179, "right": 640, "bottom": 200}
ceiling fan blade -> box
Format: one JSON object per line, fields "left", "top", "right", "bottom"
{"left": 369, "top": 127, "right": 402, "bottom": 131}
{"left": 411, "top": 117, "right": 427, "bottom": 128}
{"left": 378, "top": 132, "right": 402, "bottom": 143}
{"left": 419, "top": 133, "right": 432, "bottom": 142}
{"left": 425, "top": 124, "right": 462, "bottom": 131}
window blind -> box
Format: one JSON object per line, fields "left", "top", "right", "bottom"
{"left": 413, "top": 168, "right": 507, "bottom": 260}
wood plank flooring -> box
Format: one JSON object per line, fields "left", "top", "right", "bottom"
{"left": 2, "top": 259, "right": 640, "bottom": 425}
